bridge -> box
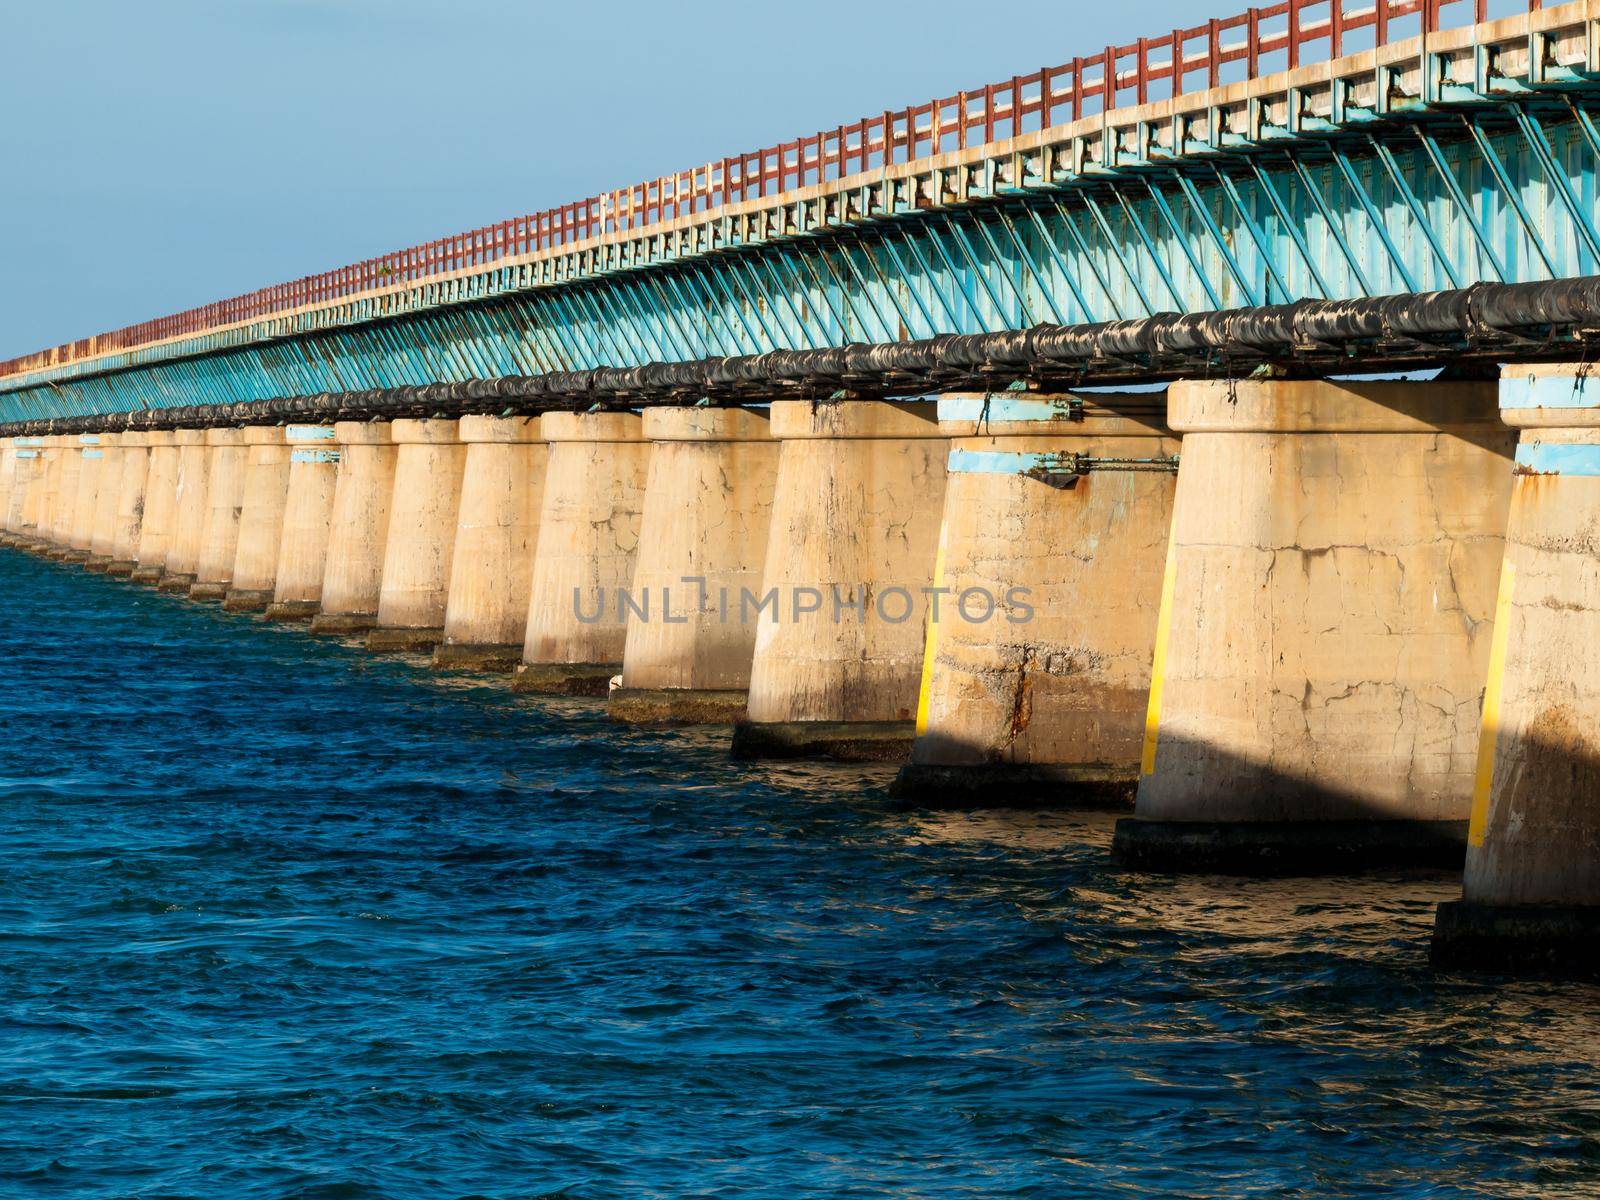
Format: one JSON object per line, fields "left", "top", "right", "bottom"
{"left": 3, "top": 0, "right": 1599, "bottom": 975}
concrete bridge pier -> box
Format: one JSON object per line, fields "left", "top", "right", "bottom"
{"left": 1114, "top": 378, "right": 1514, "bottom": 874}
{"left": 514, "top": 411, "right": 649, "bottom": 695}
{"left": 129, "top": 432, "right": 179, "bottom": 583}
{"left": 3, "top": 438, "right": 44, "bottom": 547}
{"left": 37, "top": 436, "right": 75, "bottom": 555}
{"left": 367, "top": 418, "right": 465, "bottom": 652}
{"left": 891, "top": 393, "right": 1178, "bottom": 807}
{"left": 609, "top": 406, "right": 777, "bottom": 725}
{"left": 156, "top": 429, "right": 211, "bottom": 592}
{"left": 0, "top": 442, "right": 16, "bottom": 541}
{"left": 86, "top": 434, "right": 132, "bottom": 571}
{"left": 433, "top": 415, "right": 546, "bottom": 672}
{"left": 189, "top": 427, "right": 248, "bottom": 601}
{"left": 103, "top": 431, "right": 152, "bottom": 575}
{"left": 1433, "top": 365, "right": 1600, "bottom": 974}
{"left": 310, "top": 421, "right": 396, "bottom": 636}
{"left": 59, "top": 434, "right": 106, "bottom": 563}
{"left": 733, "top": 400, "right": 947, "bottom": 761}
{"left": 264, "top": 425, "right": 340, "bottom": 622}
{"left": 223, "top": 426, "right": 291, "bottom": 612}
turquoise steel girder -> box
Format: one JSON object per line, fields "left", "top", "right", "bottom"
{"left": 9, "top": 94, "right": 1600, "bottom": 421}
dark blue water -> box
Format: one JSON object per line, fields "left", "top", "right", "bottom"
{"left": 2, "top": 550, "right": 1598, "bottom": 1199}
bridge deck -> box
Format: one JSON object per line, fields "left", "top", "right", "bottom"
{"left": 3, "top": 0, "right": 1598, "bottom": 419}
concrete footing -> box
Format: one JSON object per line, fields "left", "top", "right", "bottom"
{"left": 1432, "top": 901, "right": 1600, "bottom": 976}
{"left": 432, "top": 642, "right": 524, "bottom": 673}
{"left": 367, "top": 626, "right": 446, "bottom": 654}
{"left": 190, "top": 427, "right": 247, "bottom": 600}
{"left": 268, "top": 425, "right": 339, "bottom": 623}
{"left": 1429, "top": 364, "right": 1600, "bottom": 973}
{"left": 730, "top": 719, "right": 916, "bottom": 762}
{"left": 311, "top": 421, "right": 395, "bottom": 636}
{"left": 308, "top": 612, "right": 377, "bottom": 636}
{"left": 516, "top": 412, "right": 649, "bottom": 694}
{"left": 367, "top": 419, "right": 465, "bottom": 653}
{"left": 435, "top": 416, "right": 545, "bottom": 672}
{"left": 609, "top": 686, "right": 748, "bottom": 726}
{"left": 510, "top": 660, "right": 620, "bottom": 696}
{"left": 263, "top": 599, "right": 320, "bottom": 623}
{"left": 889, "top": 763, "right": 1137, "bottom": 809}
{"left": 894, "top": 393, "right": 1178, "bottom": 808}
{"left": 609, "top": 406, "right": 777, "bottom": 725}
{"left": 1113, "top": 818, "right": 1468, "bottom": 875}
{"left": 1120, "top": 378, "right": 1514, "bottom": 873}
{"left": 738, "top": 400, "right": 947, "bottom": 761}
{"left": 224, "top": 426, "right": 290, "bottom": 612}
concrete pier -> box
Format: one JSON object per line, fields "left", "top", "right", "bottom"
{"left": 310, "top": 421, "right": 396, "bottom": 636}
{"left": 4, "top": 438, "right": 45, "bottom": 545}
{"left": 104, "top": 431, "right": 152, "bottom": 575}
{"left": 367, "top": 418, "right": 465, "bottom": 652}
{"left": 1432, "top": 365, "right": 1600, "bottom": 974}
{"left": 61, "top": 434, "right": 105, "bottom": 562}
{"left": 265, "top": 425, "right": 340, "bottom": 622}
{"left": 0, "top": 442, "right": 16, "bottom": 539}
{"left": 130, "top": 432, "right": 178, "bottom": 583}
{"left": 157, "top": 429, "right": 210, "bottom": 592}
{"left": 189, "top": 427, "right": 247, "bottom": 601}
{"left": 433, "top": 416, "right": 546, "bottom": 672}
{"left": 892, "top": 393, "right": 1178, "bottom": 807}
{"left": 733, "top": 400, "right": 947, "bottom": 761}
{"left": 41, "top": 437, "right": 76, "bottom": 553}
{"left": 1114, "top": 378, "right": 1514, "bottom": 874}
{"left": 514, "top": 411, "right": 649, "bottom": 695}
{"left": 85, "top": 433, "right": 126, "bottom": 570}
{"left": 609, "top": 406, "right": 777, "bottom": 724}
{"left": 223, "top": 426, "right": 291, "bottom": 612}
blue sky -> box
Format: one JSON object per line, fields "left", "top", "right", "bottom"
{"left": 1, "top": 0, "right": 1192, "bottom": 359}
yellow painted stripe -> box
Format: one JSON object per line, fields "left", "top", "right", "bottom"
{"left": 914, "top": 539, "right": 948, "bottom": 736}
{"left": 1469, "top": 557, "right": 1517, "bottom": 848}
{"left": 1140, "top": 523, "right": 1180, "bottom": 777}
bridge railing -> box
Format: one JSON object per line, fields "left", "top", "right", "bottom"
{"left": 0, "top": 0, "right": 1537, "bottom": 383}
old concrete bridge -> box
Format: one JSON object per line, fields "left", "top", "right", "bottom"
{"left": 3, "top": 0, "right": 1600, "bottom": 975}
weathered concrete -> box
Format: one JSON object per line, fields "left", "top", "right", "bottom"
{"left": 39, "top": 437, "right": 75, "bottom": 552}
{"left": 223, "top": 426, "right": 291, "bottom": 613}
{"left": 85, "top": 433, "right": 126, "bottom": 570}
{"left": 368, "top": 419, "right": 465, "bottom": 652}
{"left": 0, "top": 442, "right": 16, "bottom": 538}
{"left": 1115, "top": 378, "right": 1514, "bottom": 874}
{"left": 189, "top": 427, "right": 248, "bottom": 601}
{"left": 62, "top": 433, "right": 107, "bottom": 562}
{"left": 265, "top": 425, "right": 340, "bottom": 622}
{"left": 515, "top": 412, "right": 650, "bottom": 695}
{"left": 130, "top": 432, "right": 179, "bottom": 584}
{"left": 609, "top": 406, "right": 777, "bottom": 724}
{"left": 1432, "top": 364, "right": 1600, "bottom": 974}
{"left": 103, "top": 432, "right": 153, "bottom": 576}
{"left": 157, "top": 429, "right": 210, "bottom": 592}
{"left": 733, "top": 400, "right": 947, "bottom": 761}
{"left": 310, "top": 421, "right": 396, "bottom": 636}
{"left": 892, "top": 393, "right": 1178, "bottom": 808}
{"left": 433, "top": 416, "right": 546, "bottom": 672}
{"left": 4, "top": 437, "right": 46, "bottom": 544}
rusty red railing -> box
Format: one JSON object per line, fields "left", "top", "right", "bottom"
{"left": 0, "top": 0, "right": 1535, "bottom": 381}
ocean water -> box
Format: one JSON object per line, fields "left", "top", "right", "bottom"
{"left": 1, "top": 548, "right": 1598, "bottom": 1200}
